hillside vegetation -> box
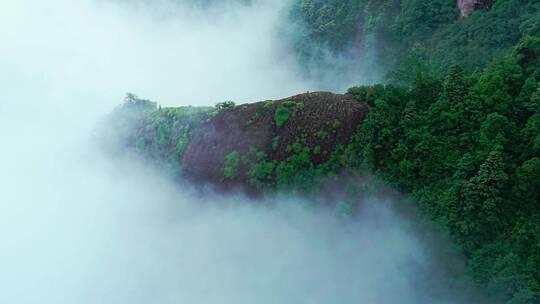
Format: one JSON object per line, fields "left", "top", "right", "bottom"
{"left": 345, "top": 37, "right": 540, "bottom": 303}
{"left": 288, "top": 0, "right": 540, "bottom": 76}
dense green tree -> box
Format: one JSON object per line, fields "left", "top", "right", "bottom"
{"left": 525, "top": 86, "right": 540, "bottom": 115}
{"left": 345, "top": 37, "right": 540, "bottom": 302}
{"left": 516, "top": 157, "right": 540, "bottom": 203}
{"left": 522, "top": 113, "right": 540, "bottom": 154}
{"left": 460, "top": 150, "right": 509, "bottom": 247}
{"left": 288, "top": 0, "right": 540, "bottom": 79}
{"left": 443, "top": 65, "right": 468, "bottom": 106}
{"left": 478, "top": 113, "right": 512, "bottom": 151}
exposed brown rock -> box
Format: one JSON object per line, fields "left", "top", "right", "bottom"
{"left": 457, "top": 0, "right": 493, "bottom": 17}
{"left": 181, "top": 92, "right": 368, "bottom": 188}
{"left": 458, "top": 0, "right": 475, "bottom": 17}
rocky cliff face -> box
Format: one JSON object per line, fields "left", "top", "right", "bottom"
{"left": 117, "top": 92, "right": 368, "bottom": 193}
{"left": 457, "top": 0, "right": 493, "bottom": 17}
{"left": 457, "top": 0, "right": 475, "bottom": 17}
{"left": 182, "top": 92, "right": 368, "bottom": 189}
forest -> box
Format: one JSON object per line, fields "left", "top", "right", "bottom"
{"left": 345, "top": 38, "right": 540, "bottom": 303}
{"left": 288, "top": 0, "right": 540, "bottom": 77}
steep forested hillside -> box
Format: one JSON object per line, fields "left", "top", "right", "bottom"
{"left": 287, "top": 0, "right": 540, "bottom": 77}
{"left": 109, "top": 1, "right": 540, "bottom": 303}
{"left": 345, "top": 37, "right": 540, "bottom": 303}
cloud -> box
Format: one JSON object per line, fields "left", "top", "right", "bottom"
{"left": 0, "top": 0, "right": 311, "bottom": 109}
{"left": 0, "top": 142, "right": 469, "bottom": 303}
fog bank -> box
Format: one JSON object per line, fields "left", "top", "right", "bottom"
{"left": 1, "top": 0, "right": 312, "bottom": 107}
{"left": 0, "top": 133, "right": 468, "bottom": 303}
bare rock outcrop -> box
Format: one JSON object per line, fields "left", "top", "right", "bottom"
{"left": 181, "top": 92, "right": 368, "bottom": 189}
{"left": 457, "top": 0, "right": 492, "bottom": 17}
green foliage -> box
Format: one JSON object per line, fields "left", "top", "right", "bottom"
{"left": 135, "top": 137, "right": 146, "bottom": 150}
{"left": 272, "top": 136, "right": 280, "bottom": 150}
{"left": 275, "top": 143, "right": 314, "bottom": 192}
{"left": 215, "top": 101, "right": 236, "bottom": 111}
{"left": 289, "top": 0, "right": 540, "bottom": 77}
{"left": 117, "top": 102, "right": 212, "bottom": 175}
{"left": 391, "top": 0, "right": 457, "bottom": 40}
{"left": 516, "top": 158, "right": 540, "bottom": 202}
{"left": 123, "top": 92, "right": 157, "bottom": 111}
{"left": 248, "top": 159, "right": 277, "bottom": 189}
{"left": 175, "top": 134, "right": 189, "bottom": 157}
{"left": 282, "top": 100, "right": 305, "bottom": 110}
{"left": 223, "top": 151, "right": 241, "bottom": 179}
{"left": 108, "top": 93, "right": 158, "bottom": 146}
{"left": 522, "top": 113, "right": 540, "bottom": 154}
{"left": 274, "top": 106, "right": 290, "bottom": 128}
{"left": 331, "top": 119, "right": 342, "bottom": 131}
{"left": 478, "top": 113, "right": 513, "bottom": 150}
{"left": 524, "top": 85, "right": 540, "bottom": 115}
{"left": 344, "top": 39, "right": 540, "bottom": 302}
{"left": 231, "top": 139, "right": 350, "bottom": 195}
{"left": 316, "top": 128, "right": 328, "bottom": 140}
{"left": 289, "top": 0, "right": 366, "bottom": 53}
{"left": 442, "top": 65, "right": 468, "bottom": 105}
{"left": 256, "top": 101, "right": 272, "bottom": 117}
{"left": 297, "top": 102, "right": 305, "bottom": 110}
